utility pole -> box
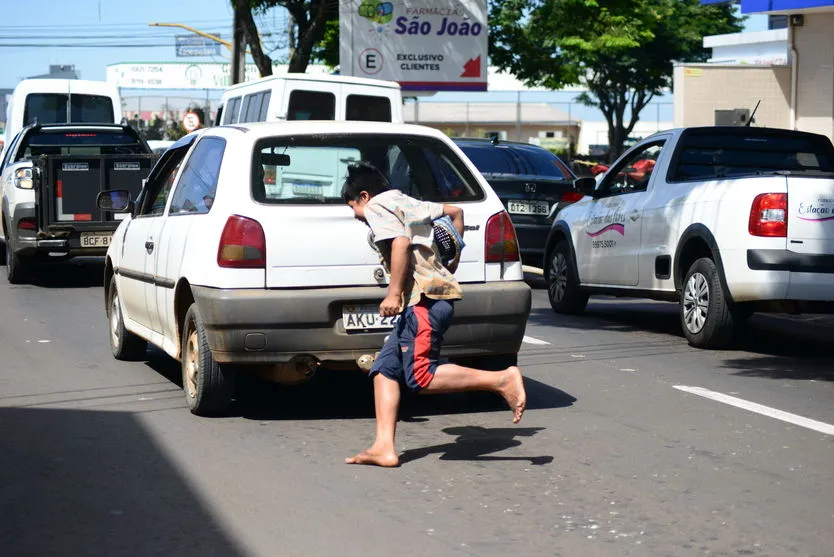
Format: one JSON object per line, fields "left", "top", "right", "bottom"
{"left": 231, "top": 8, "right": 246, "bottom": 85}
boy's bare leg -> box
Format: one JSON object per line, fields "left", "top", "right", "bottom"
{"left": 423, "top": 364, "right": 526, "bottom": 424}
{"left": 346, "top": 373, "right": 401, "bottom": 467}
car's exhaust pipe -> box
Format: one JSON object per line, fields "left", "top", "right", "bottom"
{"left": 256, "top": 355, "right": 320, "bottom": 385}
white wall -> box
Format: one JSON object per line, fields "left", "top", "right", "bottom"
{"left": 576, "top": 120, "right": 674, "bottom": 156}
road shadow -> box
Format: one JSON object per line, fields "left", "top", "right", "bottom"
{"left": 0, "top": 406, "right": 245, "bottom": 557}
{"left": 232, "top": 368, "right": 575, "bottom": 422}
{"left": 528, "top": 301, "right": 685, "bottom": 338}
{"left": 21, "top": 257, "right": 105, "bottom": 289}
{"left": 398, "top": 426, "right": 554, "bottom": 466}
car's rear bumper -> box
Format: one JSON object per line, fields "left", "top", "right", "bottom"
{"left": 9, "top": 203, "right": 116, "bottom": 258}
{"left": 192, "top": 281, "right": 532, "bottom": 365}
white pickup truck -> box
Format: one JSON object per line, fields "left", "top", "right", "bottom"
{"left": 545, "top": 126, "right": 834, "bottom": 348}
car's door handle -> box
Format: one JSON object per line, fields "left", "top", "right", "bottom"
{"left": 145, "top": 240, "right": 154, "bottom": 253}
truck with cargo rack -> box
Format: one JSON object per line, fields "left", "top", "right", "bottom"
{"left": 0, "top": 122, "right": 157, "bottom": 283}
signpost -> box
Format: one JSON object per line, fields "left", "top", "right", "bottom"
{"left": 176, "top": 35, "right": 222, "bottom": 57}
{"left": 182, "top": 112, "right": 201, "bottom": 132}
{"left": 339, "top": 0, "right": 488, "bottom": 92}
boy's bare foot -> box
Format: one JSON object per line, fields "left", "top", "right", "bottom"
{"left": 500, "top": 366, "right": 526, "bottom": 423}
{"left": 345, "top": 446, "right": 400, "bottom": 467}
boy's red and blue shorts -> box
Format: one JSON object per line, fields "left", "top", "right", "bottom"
{"left": 369, "top": 297, "right": 455, "bottom": 392}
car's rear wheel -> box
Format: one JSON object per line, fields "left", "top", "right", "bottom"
{"left": 182, "top": 303, "right": 235, "bottom": 416}
{"left": 680, "top": 257, "right": 735, "bottom": 348}
{"left": 547, "top": 240, "right": 588, "bottom": 314}
{"left": 108, "top": 276, "right": 147, "bottom": 361}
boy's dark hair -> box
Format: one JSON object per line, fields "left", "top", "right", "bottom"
{"left": 342, "top": 161, "right": 391, "bottom": 203}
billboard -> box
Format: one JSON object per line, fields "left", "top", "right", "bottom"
{"left": 339, "top": 0, "right": 488, "bottom": 92}
{"left": 175, "top": 35, "right": 222, "bottom": 57}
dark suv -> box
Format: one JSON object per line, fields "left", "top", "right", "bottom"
{"left": 453, "top": 137, "right": 577, "bottom": 266}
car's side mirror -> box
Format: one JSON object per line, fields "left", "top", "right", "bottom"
{"left": 574, "top": 177, "right": 597, "bottom": 197}
{"left": 97, "top": 189, "right": 134, "bottom": 213}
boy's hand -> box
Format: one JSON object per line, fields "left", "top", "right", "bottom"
{"left": 380, "top": 294, "right": 402, "bottom": 317}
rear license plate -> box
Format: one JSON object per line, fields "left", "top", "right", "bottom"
{"left": 343, "top": 303, "right": 399, "bottom": 331}
{"left": 80, "top": 232, "right": 112, "bottom": 248}
{"left": 508, "top": 200, "right": 550, "bottom": 215}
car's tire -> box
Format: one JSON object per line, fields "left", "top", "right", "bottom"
{"left": 181, "top": 303, "right": 235, "bottom": 416}
{"left": 547, "top": 240, "right": 588, "bottom": 315}
{"left": 107, "top": 276, "right": 147, "bottom": 361}
{"left": 680, "top": 257, "right": 735, "bottom": 349}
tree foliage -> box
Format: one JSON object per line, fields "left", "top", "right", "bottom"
{"left": 489, "top": 0, "right": 744, "bottom": 160}
{"left": 231, "top": 0, "right": 338, "bottom": 75}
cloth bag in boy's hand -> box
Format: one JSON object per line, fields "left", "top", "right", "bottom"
{"left": 432, "top": 215, "right": 465, "bottom": 272}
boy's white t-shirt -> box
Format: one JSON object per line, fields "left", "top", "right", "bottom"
{"left": 364, "top": 189, "right": 463, "bottom": 307}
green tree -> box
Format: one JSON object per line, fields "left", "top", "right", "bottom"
{"left": 231, "top": 0, "right": 339, "bottom": 75}
{"left": 489, "top": 0, "right": 744, "bottom": 161}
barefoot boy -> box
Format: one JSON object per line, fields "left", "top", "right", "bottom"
{"left": 342, "top": 162, "right": 526, "bottom": 468}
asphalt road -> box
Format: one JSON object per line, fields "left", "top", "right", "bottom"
{"left": 1, "top": 260, "right": 832, "bottom": 557}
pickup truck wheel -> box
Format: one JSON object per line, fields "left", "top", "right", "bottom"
{"left": 681, "top": 258, "right": 734, "bottom": 348}
{"left": 182, "top": 303, "right": 235, "bottom": 416}
{"left": 108, "top": 276, "right": 147, "bottom": 361}
{"left": 547, "top": 240, "right": 588, "bottom": 315}
{"left": 5, "top": 240, "right": 30, "bottom": 285}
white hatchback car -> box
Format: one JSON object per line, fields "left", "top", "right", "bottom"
{"left": 99, "top": 121, "right": 532, "bottom": 415}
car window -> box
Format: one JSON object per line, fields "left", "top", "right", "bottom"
{"left": 16, "top": 130, "right": 145, "bottom": 160}
{"left": 251, "top": 134, "right": 484, "bottom": 204}
{"left": 346, "top": 95, "right": 391, "bottom": 122}
{"left": 287, "top": 90, "right": 335, "bottom": 120}
{"left": 223, "top": 97, "right": 241, "bottom": 124}
{"left": 139, "top": 149, "right": 190, "bottom": 217}
{"left": 23, "top": 93, "right": 114, "bottom": 126}
{"left": 169, "top": 137, "right": 226, "bottom": 215}
{"left": 458, "top": 143, "right": 567, "bottom": 179}
{"left": 597, "top": 142, "right": 665, "bottom": 196}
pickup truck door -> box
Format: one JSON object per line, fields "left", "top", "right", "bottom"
{"left": 117, "top": 144, "right": 190, "bottom": 334}
{"left": 579, "top": 140, "right": 667, "bottom": 286}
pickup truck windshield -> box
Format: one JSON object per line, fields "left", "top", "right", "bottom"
{"left": 15, "top": 129, "right": 146, "bottom": 161}
{"left": 670, "top": 130, "right": 834, "bottom": 181}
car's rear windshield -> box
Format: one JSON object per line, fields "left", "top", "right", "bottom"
{"left": 669, "top": 130, "right": 834, "bottom": 181}
{"left": 16, "top": 129, "right": 146, "bottom": 160}
{"left": 252, "top": 134, "right": 485, "bottom": 204}
{"left": 24, "top": 93, "right": 115, "bottom": 125}
{"left": 457, "top": 142, "right": 568, "bottom": 180}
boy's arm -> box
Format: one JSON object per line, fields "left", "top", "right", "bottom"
{"left": 443, "top": 204, "right": 464, "bottom": 236}
{"left": 380, "top": 236, "right": 410, "bottom": 316}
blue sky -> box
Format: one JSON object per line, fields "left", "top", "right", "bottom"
{"left": 0, "top": 0, "right": 769, "bottom": 123}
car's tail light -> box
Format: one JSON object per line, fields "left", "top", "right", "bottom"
{"left": 217, "top": 215, "right": 266, "bottom": 268}
{"left": 749, "top": 193, "right": 787, "bottom": 237}
{"left": 485, "top": 211, "right": 520, "bottom": 263}
{"left": 560, "top": 191, "right": 585, "bottom": 204}
{"left": 18, "top": 218, "right": 36, "bottom": 230}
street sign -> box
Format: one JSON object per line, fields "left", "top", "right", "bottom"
{"left": 339, "top": 0, "right": 488, "bottom": 92}
{"left": 182, "top": 112, "right": 201, "bottom": 132}
{"left": 175, "top": 35, "right": 221, "bottom": 57}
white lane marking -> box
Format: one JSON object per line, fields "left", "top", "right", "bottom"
{"left": 674, "top": 385, "right": 834, "bottom": 436}
{"left": 523, "top": 335, "right": 551, "bottom": 346}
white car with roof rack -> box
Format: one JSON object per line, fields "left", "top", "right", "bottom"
{"left": 545, "top": 125, "right": 834, "bottom": 348}
{"left": 99, "top": 121, "right": 532, "bottom": 415}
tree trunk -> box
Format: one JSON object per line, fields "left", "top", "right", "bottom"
{"left": 288, "top": 0, "right": 329, "bottom": 73}
{"left": 232, "top": 0, "right": 273, "bottom": 77}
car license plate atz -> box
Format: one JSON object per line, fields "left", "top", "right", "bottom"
{"left": 343, "top": 303, "right": 399, "bottom": 331}
{"left": 80, "top": 232, "right": 112, "bottom": 248}
{"left": 508, "top": 200, "right": 549, "bottom": 215}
